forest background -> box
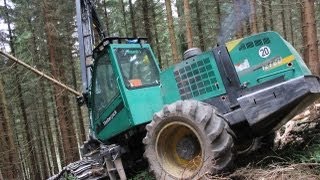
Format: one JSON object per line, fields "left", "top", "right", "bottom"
{"left": 0, "top": 0, "right": 319, "bottom": 179}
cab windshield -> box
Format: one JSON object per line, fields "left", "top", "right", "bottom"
{"left": 115, "top": 48, "right": 160, "bottom": 88}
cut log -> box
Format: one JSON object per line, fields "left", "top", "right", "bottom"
{"left": 274, "top": 104, "right": 320, "bottom": 149}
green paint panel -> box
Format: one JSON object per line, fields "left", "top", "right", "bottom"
{"left": 94, "top": 95, "right": 131, "bottom": 140}
{"left": 124, "top": 86, "right": 163, "bottom": 126}
{"left": 160, "top": 67, "right": 181, "bottom": 104}
{"left": 227, "top": 31, "right": 311, "bottom": 88}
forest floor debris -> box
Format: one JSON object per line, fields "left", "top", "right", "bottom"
{"left": 133, "top": 103, "right": 320, "bottom": 180}
{"left": 228, "top": 103, "right": 320, "bottom": 180}
{"left": 229, "top": 163, "right": 320, "bottom": 180}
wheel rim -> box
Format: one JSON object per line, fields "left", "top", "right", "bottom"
{"left": 155, "top": 120, "right": 203, "bottom": 178}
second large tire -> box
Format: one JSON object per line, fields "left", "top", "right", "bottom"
{"left": 143, "top": 100, "right": 234, "bottom": 179}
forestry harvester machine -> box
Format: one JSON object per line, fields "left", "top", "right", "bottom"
{"left": 1, "top": 0, "right": 320, "bottom": 179}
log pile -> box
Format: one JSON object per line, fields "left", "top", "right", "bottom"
{"left": 274, "top": 103, "right": 320, "bottom": 149}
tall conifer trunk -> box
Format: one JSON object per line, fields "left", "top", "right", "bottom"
{"left": 0, "top": 79, "right": 19, "bottom": 180}
{"left": 165, "top": 0, "right": 180, "bottom": 64}
{"left": 120, "top": 0, "right": 128, "bottom": 36}
{"left": 267, "top": 0, "right": 274, "bottom": 30}
{"left": 129, "top": 0, "right": 137, "bottom": 37}
{"left": 302, "top": 0, "right": 319, "bottom": 74}
{"left": 183, "top": 0, "right": 193, "bottom": 48}
{"left": 103, "top": 0, "right": 110, "bottom": 36}
{"left": 34, "top": 113, "right": 49, "bottom": 179}
{"left": 27, "top": 11, "right": 60, "bottom": 174}
{"left": 43, "top": 0, "right": 79, "bottom": 165}
{"left": 3, "top": 0, "right": 35, "bottom": 178}
{"left": 142, "top": 0, "right": 153, "bottom": 48}
{"left": 280, "top": 0, "right": 287, "bottom": 39}
{"left": 289, "top": 5, "right": 295, "bottom": 46}
{"left": 151, "top": 2, "right": 163, "bottom": 68}
{"left": 40, "top": 82, "right": 59, "bottom": 174}
{"left": 250, "top": 0, "right": 258, "bottom": 33}
{"left": 195, "top": 0, "right": 205, "bottom": 50}
{"left": 234, "top": 0, "right": 244, "bottom": 38}
{"left": 261, "top": 1, "right": 268, "bottom": 31}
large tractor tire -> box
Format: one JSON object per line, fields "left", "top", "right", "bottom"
{"left": 143, "top": 100, "right": 234, "bottom": 179}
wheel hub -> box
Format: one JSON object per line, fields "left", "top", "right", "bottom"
{"left": 176, "top": 135, "right": 200, "bottom": 160}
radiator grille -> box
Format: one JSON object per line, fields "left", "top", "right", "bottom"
{"left": 174, "top": 58, "right": 219, "bottom": 100}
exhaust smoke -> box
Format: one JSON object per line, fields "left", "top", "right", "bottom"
{"left": 218, "top": 0, "right": 252, "bottom": 44}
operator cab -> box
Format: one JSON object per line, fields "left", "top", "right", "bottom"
{"left": 91, "top": 38, "right": 163, "bottom": 140}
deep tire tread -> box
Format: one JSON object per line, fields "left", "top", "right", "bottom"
{"left": 144, "top": 100, "right": 234, "bottom": 179}
{"left": 211, "top": 131, "right": 233, "bottom": 157}
{"left": 207, "top": 118, "right": 225, "bottom": 142}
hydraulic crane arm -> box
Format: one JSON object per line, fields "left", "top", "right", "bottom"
{"left": 0, "top": 50, "right": 82, "bottom": 96}
{"left": 76, "top": 0, "right": 106, "bottom": 94}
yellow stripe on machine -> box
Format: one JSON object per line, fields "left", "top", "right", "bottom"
{"left": 226, "top": 38, "right": 243, "bottom": 52}
{"left": 281, "top": 55, "right": 295, "bottom": 64}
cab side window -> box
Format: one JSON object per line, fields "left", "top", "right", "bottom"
{"left": 93, "top": 55, "right": 119, "bottom": 118}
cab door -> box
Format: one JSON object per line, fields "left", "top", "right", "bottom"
{"left": 111, "top": 44, "right": 164, "bottom": 126}
{"left": 91, "top": 51, "right": 131, "bottom": 140}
